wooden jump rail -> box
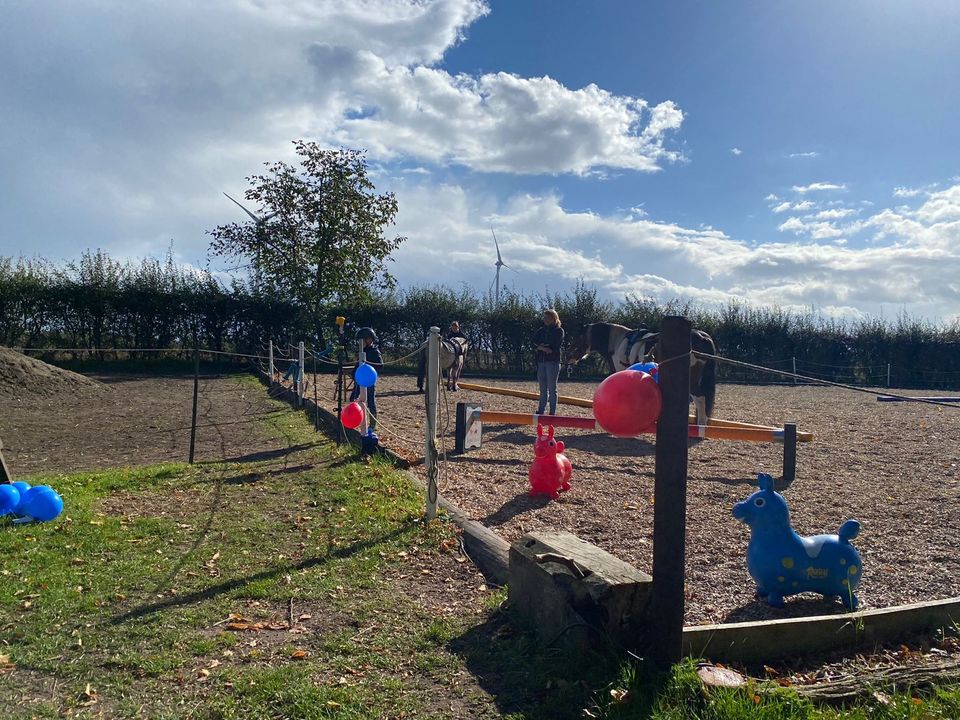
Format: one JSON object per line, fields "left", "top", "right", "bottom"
{"left": 471, "top": 409, "right": 812, "bottom": 443}
{"left": 456, "top": 381, "right": 593, "bottom": 408}
{"left": 454, "top": 378, "right": 809, "bottom": 485}
{"left": 876, "top": 395, "right": 960, "bottom": 403}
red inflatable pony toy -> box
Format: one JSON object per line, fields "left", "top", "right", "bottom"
{"left": 528, "top": 425, "right": 573, "bottom": 499}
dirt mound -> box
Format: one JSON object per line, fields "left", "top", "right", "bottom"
{"left": 0, "top": 347, "right": 105, "bottom": 399}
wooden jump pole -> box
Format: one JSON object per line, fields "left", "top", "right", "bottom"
{"left": 457, "top": 381, "right": 808, "bottom": 436}
{"left": 650, "top": 316, "right": 691, "bottom": 665}
{"left": 876, "top": 395, "right": 960, "bottom": 403}
{"left": 456, "top": 381, "right": 593, "bottom": 408}
{"left": 468, "top": 410, "right": 812, "bottom": 442}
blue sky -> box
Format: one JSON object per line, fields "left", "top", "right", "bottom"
{"left": 1, "top": 1, "right": 958, "bottom": 320}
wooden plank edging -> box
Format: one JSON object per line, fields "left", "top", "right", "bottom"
{"left": 684, "top": 596, "right": 960, "bottom": 665}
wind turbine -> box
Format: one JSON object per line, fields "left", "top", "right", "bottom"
{"left": 222, "top": 192, "right": 279, "bottom": 283}
{"left": 490, "top": 228, "right": 516, "bottom": 304}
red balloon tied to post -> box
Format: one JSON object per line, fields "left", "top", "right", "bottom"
{"left": 592, "top": 370, "right": 662, "bottom": 437}
{"left": 341, "top": 401, "right": 365, "bottom": 429}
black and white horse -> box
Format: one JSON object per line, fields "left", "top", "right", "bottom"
{"left": 416, "top": 337, "right": 469, "bottom": 392}
{"left": 565, "top": 322, "right": 717, "bottom": 424}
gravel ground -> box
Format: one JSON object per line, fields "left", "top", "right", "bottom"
{"left": 311, "top": 371, "right": 960, "bottom": 626}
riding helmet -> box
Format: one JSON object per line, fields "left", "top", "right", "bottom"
{"left": 355, "top": 327, "right": 378, "bottom": 342}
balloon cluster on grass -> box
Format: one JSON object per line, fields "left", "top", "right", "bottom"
{"left": 0, "top": 482, "right": 64, "bottom": 523}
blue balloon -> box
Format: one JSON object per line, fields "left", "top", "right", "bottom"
{"left": 21, "top": 487, "right": 63, "bottom": 522}
{"left": 628, "top": 362, "right": 660, "bottom": 383}
{"left": 0, "top": 485, "right": 20, "bottom": 515}
{"left": 355, "top": 363, "right": 378, "bottom": 388}
{"left": 12, "top": 482, "right": 33, "bottom": 513}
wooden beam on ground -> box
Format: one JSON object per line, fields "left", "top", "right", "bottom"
{"left": 0, "top": 438, "right": 12, "bottom": 484}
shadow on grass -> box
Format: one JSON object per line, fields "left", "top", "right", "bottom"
{"left": 110, "top": 520, "right": 419, "bottom": 625}
{"left": 448, "top": 609, "right": 661, "bottom": 720}
{"left": 208, "top": 443, "right": 323, "bottom": 464}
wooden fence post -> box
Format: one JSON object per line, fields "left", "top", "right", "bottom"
{"left": 189, "top": 348, "right": 200, "bottom": 464}
{"left": 425, "top": 326, "right": 440, "bottom": 520}
{"left": 649, "top": 316, "right": 691, "bottom": 665}
{"left": 298, "top": 341, "right": 305, "bottom": 406}
{"left": 268, "top": 340, "right": 274, "bottom": 384}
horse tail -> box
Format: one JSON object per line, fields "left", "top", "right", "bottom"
{"left": 696, "top": 332, "right": 717, "bottom": 418}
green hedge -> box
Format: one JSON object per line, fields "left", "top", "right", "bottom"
{"left": 3, "top": 252, "right": 959, "bottom": 387}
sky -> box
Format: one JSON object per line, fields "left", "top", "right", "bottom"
{"left": 1, "top": 0, "right": 959, "bottom": 322}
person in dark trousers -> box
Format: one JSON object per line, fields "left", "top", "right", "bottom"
{"left": 350, "top": 327, "right": 383, "bottom": 423}
{"left": 533, "top": 309, "right": 564, "bottom": 415}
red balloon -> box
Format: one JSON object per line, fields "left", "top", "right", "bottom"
{"left": 341, "top": 401, "right": 365, "bottom": 429}
{"left": 592, "top": 370, "right": 662, "bottom": 437}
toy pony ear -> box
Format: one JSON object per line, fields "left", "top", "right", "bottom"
{"left": 536, "top": 424, "right": 544, "bottom": 438}
{"left": 548, "top": 426, "right": 555, "bottom": 439}
{"left": 756, "top": 473, "right": 773, "bottom": 491}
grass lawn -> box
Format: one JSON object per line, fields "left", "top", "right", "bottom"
{"left": 1, "top": 376, "right": 958, "bottom": 719}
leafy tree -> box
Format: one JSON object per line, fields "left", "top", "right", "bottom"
{"left": 208, "top": 141, "right": 405, "bottom": 317}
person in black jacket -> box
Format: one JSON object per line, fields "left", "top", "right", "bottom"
{"left": 350, "top": 327, "right": 383, "bottom": 422}
{"left": 532, "top": 309, "right": 564, "bottom": 415}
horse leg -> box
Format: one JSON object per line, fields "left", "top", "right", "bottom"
{"left": 603, "top": 354, "right": 617, "bottom": 375}
{"left": 416, "top": 350, "right": 426, "bottom": 392}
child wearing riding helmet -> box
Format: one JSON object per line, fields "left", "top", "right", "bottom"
{"left": 350, "top": 327, "right": 383, "bottom": 421}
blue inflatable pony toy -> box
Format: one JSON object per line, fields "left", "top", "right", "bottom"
{"left": 733, "top": 473, "right": 863, "bottom": 610}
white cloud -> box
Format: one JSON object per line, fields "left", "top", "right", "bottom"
{"left": 814, "top": 208, "right": 856, "bottom": 220}
{"left": 788, "top": 151, "right": 819, "bottom": 158}
{"left": 765, "top": 194, "right": 780, "bottom": 201}
{"left": 332, "top": 63, "right": 685, "bottom": 174}
{"left": 792, "top": 182, "right": 846, "bottom": 193}
{"left": 894, "top": 186, "right": 923, "bottom": 198}
{"left": 391, "top": 180, "right": 960, "bottom": 320}
{"left": 730, "top": 147, "right": 743, "bottom": 155}
{"left": 771, "top": 200, "right": 816, "bottom": 213}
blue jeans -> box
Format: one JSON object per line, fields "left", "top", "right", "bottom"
{"left": 537, "top": 361, "right": 560, "bottom": 415}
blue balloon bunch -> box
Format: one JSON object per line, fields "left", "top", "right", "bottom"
{"left": 0, "top": 481, "right": 64, "bottom": 523}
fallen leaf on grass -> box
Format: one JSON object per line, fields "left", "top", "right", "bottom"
{"left": 197, "top": 669, "right": 211, "bottom": 682}
{"left": 0, "top": 654, "right": 15, "bottom": 673}
{"left": 290, "top": 649, "right": 309, "bottom": 660}
{"left": 609, "top": 688, "right": 631, "bottom": 704}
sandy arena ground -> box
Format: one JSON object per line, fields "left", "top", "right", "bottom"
{"left": 311, "top": 371, "right": 960, "bottom": 625}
